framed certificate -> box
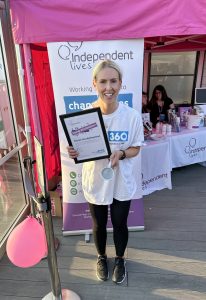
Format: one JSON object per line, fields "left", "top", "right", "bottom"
{"left": 59, "top": 107, "right": 111, "bottom": 163}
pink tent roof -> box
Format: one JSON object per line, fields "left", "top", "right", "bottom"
{"left": 10, "top": 0, "right": 206, "bottom": 44}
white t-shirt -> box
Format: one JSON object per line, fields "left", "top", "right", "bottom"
{"left": 82, "top": 103, "right": 144, "bottom": 205}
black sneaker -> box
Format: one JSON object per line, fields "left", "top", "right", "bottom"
{"left": 96, "top": 255, "right": 109, "bottom": 281}
{"left": 112, "top": 257, "right": 126, "bottom": 284}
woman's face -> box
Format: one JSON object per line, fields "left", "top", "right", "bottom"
{"left": 155, "top": 90, "right": 162, "bottom": 101}
{"left": 93, "top": 67, "right": 122, "bottom": 105}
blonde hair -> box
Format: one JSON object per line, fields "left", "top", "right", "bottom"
{"left": 92, "top": 60, "right": 122, "bottom": 81}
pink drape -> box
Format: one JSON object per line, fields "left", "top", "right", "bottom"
{"left": 10, "top": 0, "right": 206, "bottom": 44}
{"left": 9, "top": 0, "right": 206, "bottom": 183}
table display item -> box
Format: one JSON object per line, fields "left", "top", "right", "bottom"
{"left": 142, "top": 113, "right": 150, "bottom": 123}
{"left": 162, "top": 124, "right": 167, "bottom": 135}
{"left": 199, "top": 113, "right": 205, "bottom": 127}
{"left": 166, "top": 124, "right": 172, "bottom": 135}
{"left": 187, "top": 114, "right": 201, "bottom": 129}
{"left": 143, "top": 120, "right": 153, "bottom": 139}
{"left": 178, "top": 106, "right": 191, "bottom": 127}
{"left": 175, "top": 117, "right": 181, "bottom": 132}
{"left": 167, "top": 109, "right": 176, "bottom": 126}
{"left": 150, "top": 133, "right": 166, "bottom": 141}
{"left": 155, "top": 122, "right": 161, "bottom": 134}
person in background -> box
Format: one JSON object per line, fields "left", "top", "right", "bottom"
{"left": 147, "top": 84, "right": 175, "bottom": 127}
{"left": 67, "top": 60, "right": 143, "bottom": 284}
{"left": 142, "top": 91, "right": 149, "bottom": 113}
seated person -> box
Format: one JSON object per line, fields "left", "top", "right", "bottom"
{"left": 147, "top": 85, "right": 174, "bottom": 127}
{"left": 142, "top": 91, "right": 148, "bottom": 113}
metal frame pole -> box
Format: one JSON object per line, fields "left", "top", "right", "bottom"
{"left": 39, "top": 194, "right": 62, "bottom": 299}
{"left": 23, "top": 156, "right": 36, "bottom": 216}
{"left": 23, "top": 156, "right": 81, "bottom": 300}
{"left": 39, "top": 195, "right": 81, "bottom": 300}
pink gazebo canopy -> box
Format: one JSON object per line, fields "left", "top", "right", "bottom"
{"left": 10, "top": 0, "right": 206, "bottom": 44}
{"left": 8, "top": 0, "right": 206, "bottom": 183}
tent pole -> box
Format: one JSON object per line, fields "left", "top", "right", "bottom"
{"left": 15, "top": 45, "right": 33, "bottom": 158}
{"left": 22, "top": 43, "right": 43, "bottom": 144}
{"left": 15, "top": 44, "right": 36, "bottom": 216}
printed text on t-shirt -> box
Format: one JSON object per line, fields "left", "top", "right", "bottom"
{"left": 108, "top": 131, "right": 128, "bottom": 142}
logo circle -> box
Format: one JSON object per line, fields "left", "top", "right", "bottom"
{"left": 58, "top": 45, "right": 71, "bottom": 60}
{"left": 70, "top": 180, "right": 77, "bottom": 187}
{"left": 70, "top": 172, "right": 77, "bottom": 179}
{"left": 70, "top": 188, "right": 77, "bottom": 195}
{"left": 189, "top": 138, "right": 196, "bottom": 148}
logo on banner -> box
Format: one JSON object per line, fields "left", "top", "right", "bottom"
{"left": 58, "top": 42, "right": 83, "bottom": 60}
{"left": 142, "top": 173, "right": 168, "bottom": 191}
{"left": 58, "top": 42, "right": 134, "bottom": 71}
{"left": 184, "top": 137, "right": 206, "bottom": 158}
{"left": 64, "top": 94, "right": 133, "bottom": 113}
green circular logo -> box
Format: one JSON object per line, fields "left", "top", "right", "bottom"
{"left": 70, "top": 180, "right": 77, "bottom": 187}
{"left": 70, "top": 188, "right": 77, "bottom": 195}
{"left": 70, "top": 171, "right": 76, "bottom": 179}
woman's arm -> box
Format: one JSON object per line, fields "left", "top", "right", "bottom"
{"left": 122, "top": 146, "right": 140, "bottom": 158}
{"left": 167, "top": 97, "right": 175, "bottom": 109}
{"left": 110, "top": 146, "right": 141, "bottom": 167}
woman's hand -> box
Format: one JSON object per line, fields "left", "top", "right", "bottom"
{"left": 110, "top": 147, "right": 140, "bottom": 167}
{"left": 67, "top": 146, "right": 79, "bottom": 159}
{"left": 109, "top": 150, "right": 123, "bottom": 167}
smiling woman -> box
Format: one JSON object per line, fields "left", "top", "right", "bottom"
{"left": 67, "top": 59, "right": 144, "bottom": 284}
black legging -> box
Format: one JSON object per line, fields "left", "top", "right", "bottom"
{"left": 89, "top": 199, "right": 131, "bottom": 257}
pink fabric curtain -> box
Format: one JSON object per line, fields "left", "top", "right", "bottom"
{"left": 10, "top": 0, "right": 206, "bottom": 44}
{"left": 22, "top": 43, "right": 61, "bottom": 183}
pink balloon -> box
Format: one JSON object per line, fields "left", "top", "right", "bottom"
{"left": 6, "top": 216, "right": 47, "bottom": 268}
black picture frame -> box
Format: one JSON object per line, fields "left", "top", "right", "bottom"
{"left": 59, "top": 107, "right": 111, "bottom": 163}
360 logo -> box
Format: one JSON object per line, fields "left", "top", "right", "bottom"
{"left": 108, "top": 131, "right": 128, "bottom": 142}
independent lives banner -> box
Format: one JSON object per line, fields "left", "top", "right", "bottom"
{"left": 47, "top": 39, "right": 144, "bottom": 234}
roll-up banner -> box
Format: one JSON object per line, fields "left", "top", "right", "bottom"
{"left": 47, "top": 40, "right": 144, "bottom": 235}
